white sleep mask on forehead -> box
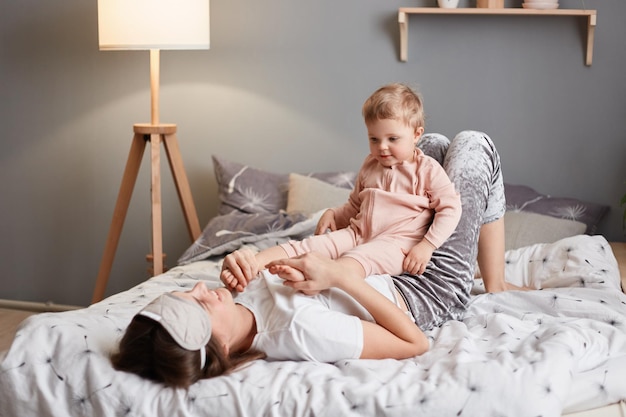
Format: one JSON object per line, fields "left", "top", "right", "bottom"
{"left": 138, "top": 293, "right": 212, "bottom": 352}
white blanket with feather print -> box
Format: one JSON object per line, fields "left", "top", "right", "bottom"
{"left": 1, "top": 234, "right": 625, "bottom": 417}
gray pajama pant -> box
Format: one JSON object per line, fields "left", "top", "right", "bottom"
{"left": 392, "top": 131, "right": 506, "bottom": 330}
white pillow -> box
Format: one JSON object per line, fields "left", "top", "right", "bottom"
{"left": 504, "top": 211, "right": 586, "bottom": 251}
{"left": 286, "top": 173, "right": 351, "bottom": 216}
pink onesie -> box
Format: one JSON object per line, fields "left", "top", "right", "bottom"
{"left": 280, "top": 149, "right": 462, "bottom": 276}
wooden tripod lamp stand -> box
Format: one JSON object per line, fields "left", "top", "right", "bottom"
{"left": 92, "top": 0, "right": 210, "bottom": 303}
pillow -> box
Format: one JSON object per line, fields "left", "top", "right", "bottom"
{"left": 286, "top": 173, "right": 352, "bottom": 216}
{"left": 503, "top": 211, "right": 586, "bottom": 251}
{"left": 213, "top": 155, "right": 355, "bottom": 215}
{"left": 504, "top": 183, "right": 609, "bottom": 234}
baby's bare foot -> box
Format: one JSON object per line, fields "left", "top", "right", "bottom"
{"left": 268, "top": 264, "right": 306, "bottom": 282}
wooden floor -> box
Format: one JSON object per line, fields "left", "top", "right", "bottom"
{"left": 0, "top": 308, "right": 37, "bottom": 353}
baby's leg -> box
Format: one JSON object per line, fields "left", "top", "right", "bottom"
{"left": 280, "top": 228, "right": 357, "bottom": 260}
{"left": 342, "top": 237, "right": 407, "bottom": 276}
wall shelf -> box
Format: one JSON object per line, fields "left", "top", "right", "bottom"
{"left": 398, "top": 7, "right": 597, "bottom": 65}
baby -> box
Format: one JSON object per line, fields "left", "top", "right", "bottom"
{"left": 222, "top": 83, "right": 461, "bottom": 291}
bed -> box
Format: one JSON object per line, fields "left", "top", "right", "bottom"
{"left": 1, "top": 156, "right": 625, "bottom": 417}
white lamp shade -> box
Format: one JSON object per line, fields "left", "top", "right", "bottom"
{"left": 98, "top": 0, "right": 210, "bottom": 50}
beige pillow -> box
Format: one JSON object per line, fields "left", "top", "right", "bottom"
{"left": 504, "top": 211, "right": 586, "bottom": 251}
{"left": 286, "top": 173, "right": 351, "bottom": 216}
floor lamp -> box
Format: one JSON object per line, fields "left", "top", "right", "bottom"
{"left": 92, "top": 0, "right": 210, "bottom": 303}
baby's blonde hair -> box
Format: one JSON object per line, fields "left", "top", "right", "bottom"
{"left": 362, "top": 83, "right": 425, "bottom": 132}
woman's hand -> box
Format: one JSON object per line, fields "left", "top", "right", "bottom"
{"left": 267, "top": 253, "right": 340, "bottom": 294}
{"left": 315, "top": 209, "right": 337, "bottom": 235}
{"left": 267, "top": 261, "right": 319, "bottom": 296}
{"left": 220, "top": 249, "right": 259, "bottom": 292}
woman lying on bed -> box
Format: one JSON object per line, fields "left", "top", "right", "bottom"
{"left": 112, "top": 131, "right": 520, "bottom": 389}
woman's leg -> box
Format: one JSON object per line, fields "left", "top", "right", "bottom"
{"left": 477, "top": 217, "right": 507, "bottom": 292}
{"left": 392, "top": 131, "right": 506, "bottom": 330}
{"left": 478, "top": 217, "right": 529, "bottom": 292}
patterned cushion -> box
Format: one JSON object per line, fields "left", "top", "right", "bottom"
{"left": 212, "top": 155, "right": 355, "bottom": 215}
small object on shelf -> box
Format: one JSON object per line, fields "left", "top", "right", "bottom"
{"left": 477, "top": 0, "right": 504, "bottom": 8}
{"left": 438, "top": 0, "right": 460, "bottom": 8}
{"left": 522, "top": 1, "right": 559, "bottom": 9}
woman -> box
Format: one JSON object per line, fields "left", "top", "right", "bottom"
{"left": 112, "top": 131, "right": 518, "bottom": 388}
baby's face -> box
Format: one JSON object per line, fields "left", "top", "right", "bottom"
{"left": 366, "top": 118, "right": 422, "bottom": 167}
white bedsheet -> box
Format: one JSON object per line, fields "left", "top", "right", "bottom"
{"left": 1, "top": 235, "right": 625, "bottom": 417}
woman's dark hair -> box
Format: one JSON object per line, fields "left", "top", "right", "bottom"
{"left": 111, "top": 315, "right": 265, "bottom": 389}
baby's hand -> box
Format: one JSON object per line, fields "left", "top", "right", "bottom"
{"left": 402, "top": 241, "right": 436, "bottom": 276}
{"left": 315, "top": 209, "right": 337, "bottom": 235}
{"left": 220, "top": 268, "right": 244, "bottom": 292}
{"left": 220, "top": 249, "right": 259, "bottom": 292}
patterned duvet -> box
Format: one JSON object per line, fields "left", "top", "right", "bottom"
{"left": 1, "top": 234, "right": 625, "bottom": 417}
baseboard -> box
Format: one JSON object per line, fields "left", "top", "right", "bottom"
{"left": 0, "top": 299, "right": 83, "bottom": 312}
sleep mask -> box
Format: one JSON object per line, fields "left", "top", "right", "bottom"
{"left": 138, "top": 293, "right": 212, "bottom": 369}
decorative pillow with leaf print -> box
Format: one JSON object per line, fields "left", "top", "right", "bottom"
{"left": 212, "top": 155, "right": 356, "bottom": 215}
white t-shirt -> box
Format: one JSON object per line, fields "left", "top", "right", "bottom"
{"left": 234, "top": 270, "right": 402, "bottom": 362}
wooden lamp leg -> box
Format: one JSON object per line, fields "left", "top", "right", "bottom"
{"left": 149, "top": 132, "right": 164, "bottom": 276}
{"left": 163, "top": 132, "right": 202, "bottom": 241}
{"left": 91, "top": 133, "right": 147, "bottom": 304}
{"left": 91, "top": 123, "right": 200, "bottom": 303}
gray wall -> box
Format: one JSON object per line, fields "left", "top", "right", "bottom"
{"left": 1, "top": 0, "right": 624, "bottom": 306}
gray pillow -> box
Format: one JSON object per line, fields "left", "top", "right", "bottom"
{"left": 504, "top": 183, "right": 609, "bottom": 234}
